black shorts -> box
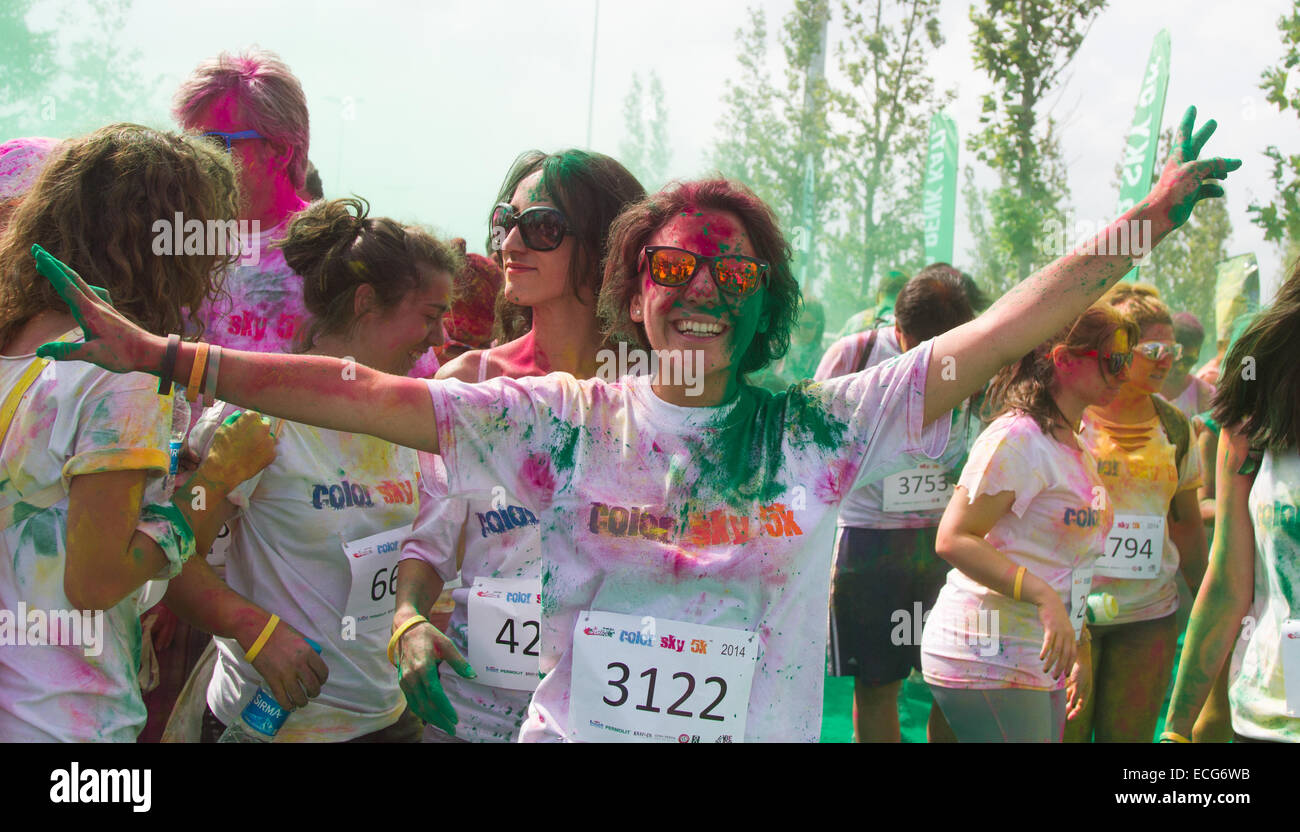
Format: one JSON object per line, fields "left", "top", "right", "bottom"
{"left": 827, "top": 525, "right": 949, "bottom": 685}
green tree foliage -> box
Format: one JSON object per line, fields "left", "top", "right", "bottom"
{"left": 826, "top": 0, "right": 952, "bottom": 308}
{"left": 0, "top": 0, "right": 162, "bottom": 140}
{"left": 618, "top": 71, "right": 673, "bottom": 191}
{"left": 1248, "top": 1, "right": 1300, "bottom": 247}
{"left": 966, "top": 0, "right": 1106, "bottom": 285}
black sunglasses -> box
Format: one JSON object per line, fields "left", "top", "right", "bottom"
{"left": 201, "top": 130, "right": 264, "bottom": 152}
{"left": 491, "top": 203, "right": 568, "bottom": 252}
{"left": 640, "top": 246, "right": 770, "bottom": 299}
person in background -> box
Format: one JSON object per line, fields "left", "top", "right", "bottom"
{"left": 0, "top": 124, "right": 278, "bottom": 741}
{"left": 434, "top": 239, "right": 504, "bottom": 365}
{"left": 394, "top": 149, "right": 644, "bottom": 742}
{"left": 173, "top": 47, "right": 313, "bottom": 355}
{"left": 1067, "top": 284, "right": 1206, "bottom": 742}
{"left": 0, "top": 137, "right": 61, "bottom": 232}
{"left": 165, "top": 197, "right": 461, "bottom": 742}
{"left": 818, "top": 265, "right": 977, "bottom": 742}
{"left": 837, "top": 270, "right": 908, "bottom": 337}
{"left": 751, "top": 298, "right": 824, "bottom": 391}
{"left": 922, "top": 305, "right": 1140, "bottom": 742}
{"left": 300, "top": 160, "right": 324, "bottom": 203}
{"left": 1160, "top": 311, "right": 1214, "bottom": 421}
{"left": 1164, "top": 264, "right": 1300, "bottom": 744}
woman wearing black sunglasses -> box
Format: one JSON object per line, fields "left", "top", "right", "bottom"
{"left": 29, "top": 108, "right": 1237, "bottom": 742}
{"left": 393, "top": 150, "right": 645, "bottom": 742}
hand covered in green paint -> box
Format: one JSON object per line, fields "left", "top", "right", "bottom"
{"left": 29, "top": 244, "right": 163, "bottom": 373}
{"left": 199, "top": 411, "right": 278, "bottom": 491}
{"left": 1144, "top": 106, "right": 1241, "bottom": 231}
{"left": 395, "top": 618, "right": 475, "bottom": 736}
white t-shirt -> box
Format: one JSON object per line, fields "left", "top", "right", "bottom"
{"left": 1232, "top": 448, "right": 1300, "bottom": 741}
{"left": 0, "top": 349, "right": 171, "bottom": 741}
{"left": 195, "top": 221, "right": 309, "bottom": 353}
{"left": 427, "top": 342, "right": 948, "bottom": 742}
{"left": 921, "top": 411, "right": 1111, "bottom": 691}
{"left": 1081, "top": 409, "right": 1202, "bottom": 624}
{"left": 191, "top": 402, "right": 420, "bottom": 742}
{"left": 816, "top": 327, "right": 976, "bottom": 529}
{"left": 400, "top": 452, "right": 541, "bottom": 742}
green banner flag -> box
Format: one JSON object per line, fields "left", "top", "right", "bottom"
{"left": 922, "top": 112, "right": 958, "bottom": 265}
{"left": 1214, "top": 253, "right": 1259, "bottom": 345}
{"left": 1118, "top": 29, "right": 1171, "bottom": 282}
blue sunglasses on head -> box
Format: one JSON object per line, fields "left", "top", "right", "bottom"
{"left": 202, "top": 130, "right": 264, "bottom": 151}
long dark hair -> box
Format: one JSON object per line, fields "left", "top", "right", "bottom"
{"left": 1213, "top": 262, "right": 1300, "bottom": 451}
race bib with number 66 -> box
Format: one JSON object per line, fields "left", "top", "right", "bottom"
{"left": 571, "top": 610, "right": 759, "bottom": 743}
{"left": 467, "top": 577, "right": 541, "bottom": 691}
{"left": 342, "top": 524, "right": 412, "bottom": 633}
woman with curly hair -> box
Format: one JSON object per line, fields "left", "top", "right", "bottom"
{"left": 0, "top": 125, "right": 276, "bottom": 741}
{"left": 30, "top": 109, "right": 1236, "bottom": 741}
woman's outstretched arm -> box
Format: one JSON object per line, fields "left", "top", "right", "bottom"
{"left": 31, "top": 246, "right": 438, "bottom": 453}
{"left": 923, "top": 107, "right": 1240, "bottom": 425}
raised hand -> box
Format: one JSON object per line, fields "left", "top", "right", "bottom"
{"left": 1145, "top": 106, "right": 1241, "bottom": 230}
{"left": 29, "top": 244, "right": 163, "bottom": 373}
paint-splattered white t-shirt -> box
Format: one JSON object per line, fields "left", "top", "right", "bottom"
{"left": 1233, "top": 448, "right": 1300, "bottom": 742}
{"left": 195, "top": 221, "right": 308, "bottom": 353}
{"left": 1081, "top": 409, "right": 1201, "bottom": 624}
{"left": 427, "top": 341, "right": 948, "bottom": 742}
{"left": 816, "top": 327, "right": 975, "bottom": 529}
{"left": 0, "top": 349, "right": 171, "bottom": 741}
{"left": 921, "top": 411, "right": 1110, "bottom": 691}
{"left": 400, "top": 452, "right": 541, "bottom": 742}
{"left": 190, "top": 402, "right": 419, "bottom": 742}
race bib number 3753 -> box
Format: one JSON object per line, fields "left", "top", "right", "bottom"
{"left": 571, "top": 610, "right": 759, "bottom": 743}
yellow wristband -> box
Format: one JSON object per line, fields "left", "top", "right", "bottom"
{"left": 388, "top": 615, "right": 429, "bottom": 667}
{"left": 244, "top": 613, "right": 279, "bottom": 664}
{"left": 1160, "top": 730, "right": 1191, "bottom": 744}
{"left": 186, "top": 342, "right": 210, "bottom": 404}
{"left": 1013, "top": 566, "right": 1027, "bottom": 602}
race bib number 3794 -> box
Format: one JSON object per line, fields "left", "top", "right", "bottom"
{"left": 570, "top": 610, "right": 759, "bottom": 743}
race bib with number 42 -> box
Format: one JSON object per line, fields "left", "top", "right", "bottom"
{"left": 341, "top": 524, "right": 411, "bottom": 633}
{"left": 1097, "top": 514, "right": 1163, "bottom": 579}
{"left": 882, "top": 462, "right": 953, "bottom": 513}
{"left": 571, "top": 610, "right": 759, "bottom": 743}
{"left": 467, "top": 577, "right": 541, "bottom": 691}
{"left": 1069, "top": 566, "right": 1095, "bottom": 638}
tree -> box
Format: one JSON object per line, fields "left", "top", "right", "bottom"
{"left": 618, "top": 71, "right": 673, "bottom": 190}
{"left": 967, "top": 0, "right": 1107, "bottom": 283}
{"left": 0, "top": 0, "right": 162, "bottom": 140}
{"left": 828, "top": 0, "right": 952, "bottom": 301}
{"left": 0, "top": 0, "right": 58, "bottom": 138}
{"left": 1248, "top": 1, "right": 1300, "bottom": 248}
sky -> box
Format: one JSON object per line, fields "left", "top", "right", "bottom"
{"left": 19, "top": 0, "right": 1299, "bottom": 302}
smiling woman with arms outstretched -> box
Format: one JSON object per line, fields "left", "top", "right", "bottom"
{"left": 32, "top": 108, "right": 1237, "bottom": 741}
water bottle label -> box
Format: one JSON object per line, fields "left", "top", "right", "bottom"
{"left": 239, "top": 688, "right": 288, "bottom": 738}
{"left": 169, "top": 440, "right": 183, "bottom": 476}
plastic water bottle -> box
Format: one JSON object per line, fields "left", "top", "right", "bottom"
{"left": 218, "top": 637, "right": 322, "bottom": 743}
{"left": 166, "top": 394, "right": 190, "bottom": 494}
{"left": 1085, "top": 592, "right": 1118, "bottom": 624}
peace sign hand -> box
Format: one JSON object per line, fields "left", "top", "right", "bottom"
{"left": 30, "top": 244, "right": 163, "bottom": 374}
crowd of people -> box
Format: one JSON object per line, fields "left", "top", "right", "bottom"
{"left": 0, "top": 47, "right": 1292, "bottom": 744}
